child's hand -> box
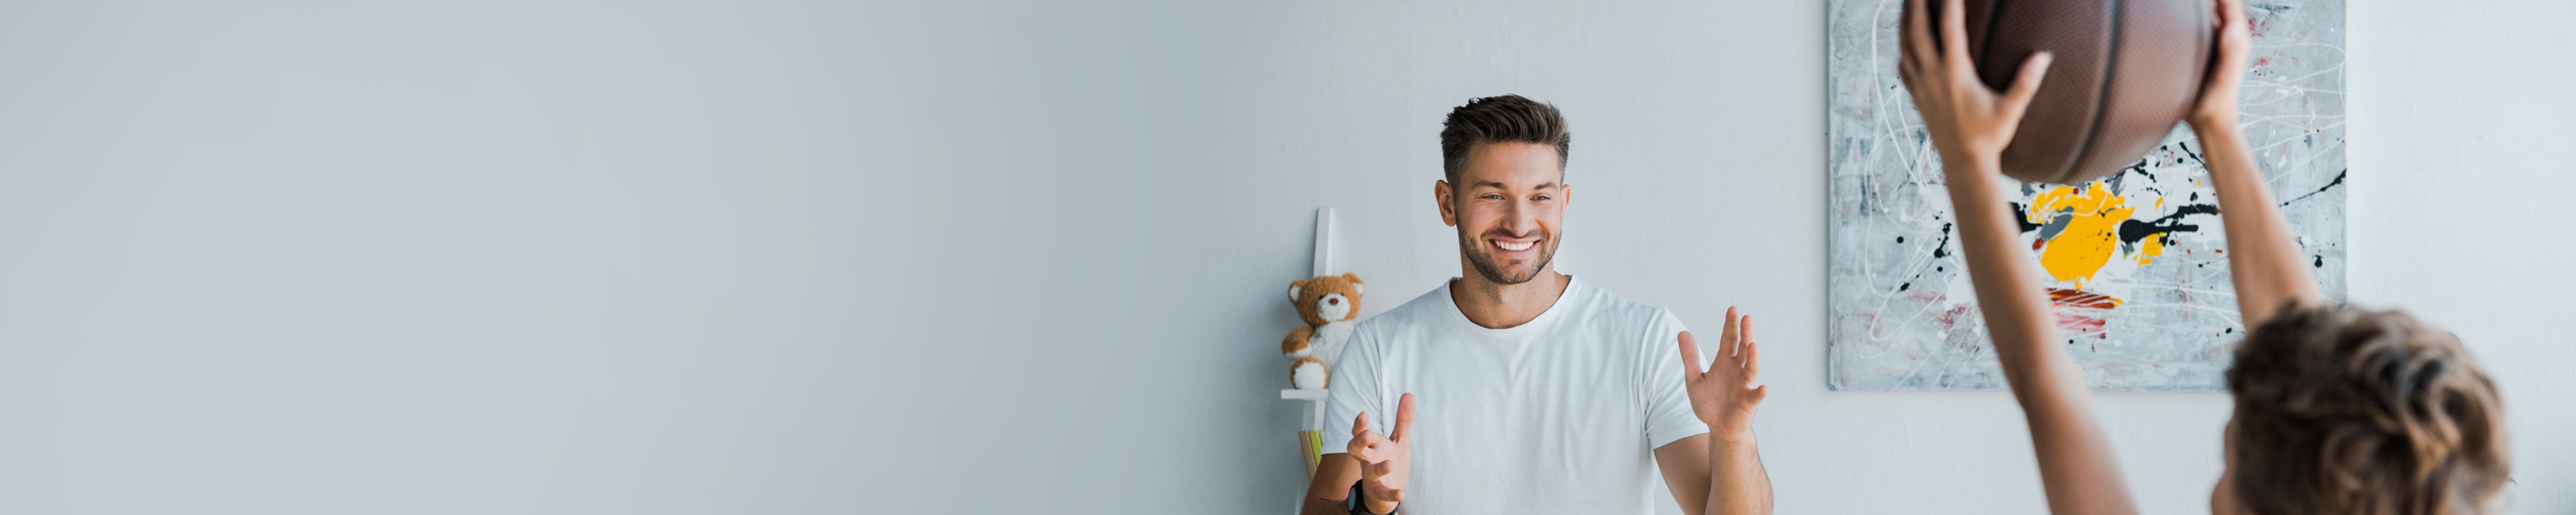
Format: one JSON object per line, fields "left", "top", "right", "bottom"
{"left": 1897, "top": 0, "right": 2053, "bottom": 172}
{"left": 2186, "top": 0, "right": 2252, "bottom": 133}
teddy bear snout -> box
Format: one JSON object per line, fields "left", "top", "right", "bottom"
{"left": 1318, "top": 293, "right": 1352, "bottom": 321}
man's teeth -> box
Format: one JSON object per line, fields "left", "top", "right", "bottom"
{"left": 1495, "top": 240, "right": 1533, "bottom": 251}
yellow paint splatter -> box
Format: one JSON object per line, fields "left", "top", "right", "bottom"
{"left": 2027, "top": 182, "right": 2135, "bottom": 282}
{"left": 2136, "top": 235, "right": 2164, "bottom": 265}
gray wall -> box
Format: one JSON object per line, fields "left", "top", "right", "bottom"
{"left": 0, "top": 1, "right": 2564, "bottom": 514}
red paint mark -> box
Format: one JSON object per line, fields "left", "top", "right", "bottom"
{"left": 1934, "top": 303, "right": 1974, "bottom": 331}
{"left": 2050, "top": 288, "right": 2122, "bottom": 310}
{"left": 2032, "top": 239, "right": 2047, "bottom": 250}
{"left": 2048, "top": 288, "right": 2123, "bottom": 339}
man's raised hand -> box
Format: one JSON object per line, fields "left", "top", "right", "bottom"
{"left": 1347, "top": 393, "right": 1416, "bottom": 514}
{"left": 1680, "top": 307, "right": 1767, "bottom": 442}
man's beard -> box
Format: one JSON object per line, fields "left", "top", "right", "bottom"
{"left": 1460, "top": 229, "right": 1557, "bottom": 285}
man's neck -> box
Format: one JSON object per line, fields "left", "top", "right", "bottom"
{"left": 1449, "top": 267, "right": 1571, "bottom": 330}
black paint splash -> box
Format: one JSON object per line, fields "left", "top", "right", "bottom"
{"left": 2119, "top": 204, "right": 2221, "bottom": 243}
{"left": 2278, "top": 169, "right": 2347, "bottom": 207}
{"left": 2009, "top": 203, "right": 2043, "bottom": 233}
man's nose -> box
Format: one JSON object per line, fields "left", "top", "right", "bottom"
{"left": 1501, "top": 201, "right": 1538, "bottom": 235}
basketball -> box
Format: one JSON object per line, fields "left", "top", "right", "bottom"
{"left": 1916, "top": 0, "right": 2217, "bottom": 184}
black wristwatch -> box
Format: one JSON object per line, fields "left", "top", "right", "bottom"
{"left": 1345, "top": 483, "right": 1395, "bottom": 514}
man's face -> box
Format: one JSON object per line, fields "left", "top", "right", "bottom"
{"left": 1437, "top": 142, "right": 1568, "bottom": 285}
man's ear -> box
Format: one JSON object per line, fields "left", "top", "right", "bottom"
{"left": 1435, "top": 180, "right": 1457, "bottom": 227}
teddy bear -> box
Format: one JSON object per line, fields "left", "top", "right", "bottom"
{"left": 1283, "top": 273, "right": 1365, "bottom": 390}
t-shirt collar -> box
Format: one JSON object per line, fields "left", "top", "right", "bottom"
{"left": 1438, "top": 274, "right": 1580, "bottom": 336}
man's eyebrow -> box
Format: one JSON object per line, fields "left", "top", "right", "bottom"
{"left": 1469, "top": 181, "right": 1560, "bottom": 191}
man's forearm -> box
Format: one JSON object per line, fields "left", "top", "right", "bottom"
{"left": 1704, "top": 433, "right": 1772, "bottom": 515}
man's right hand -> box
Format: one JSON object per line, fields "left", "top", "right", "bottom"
{"left": 1346, "top": 393, "right": 1416, "bottom": 514}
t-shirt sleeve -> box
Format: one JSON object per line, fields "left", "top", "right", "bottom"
{"left": 1321, "top": 328, "right": 1383, "bottom": 454}
{"left": 1642, "top": 309, "right": 1710, "bottom": 449}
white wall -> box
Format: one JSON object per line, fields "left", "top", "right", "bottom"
{"left": 0, "top": 1, "right": 2562, "bottom": 514}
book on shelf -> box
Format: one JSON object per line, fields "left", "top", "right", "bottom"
{"left": 1299, "top": 430, "right": 1325, "bottom": 477}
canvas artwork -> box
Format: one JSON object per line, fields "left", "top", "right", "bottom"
{"left": 1826, "top": 0, "right": 2347, "bottom": 391}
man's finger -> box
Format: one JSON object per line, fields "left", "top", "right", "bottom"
{"left": 1349, "top": 430, "right": 1385, "bottom": 461}
{"left": 1719, "top": 306, "right": 1741, "bottom": 353}
{"left": 1678, "top": 331, "right": 1705, "bottom": 382}
{"left": 1392, "top": 393, "right": 1417, "bottom": 442}
{"left": 2001, "top": 52, "right": 2054, "bottom": 117}
{"left": 1353, "top": 411, "right": 1370, "bottom": 437}
{"left": 1741, "top": 316, "right": 1763, "bottom": 383}
{"left": 1748, "top": 385, "right": 1770, "bottom": 406}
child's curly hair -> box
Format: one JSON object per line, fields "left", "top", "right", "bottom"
{"left": 2228, "top": 302, "right": 2510, "bottom": 515}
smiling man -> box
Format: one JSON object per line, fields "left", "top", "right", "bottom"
{"left": 1299, "top": 95, "right": 1775, "bottom": 515}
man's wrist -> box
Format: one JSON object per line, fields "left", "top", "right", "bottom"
{"left": 1349, "top": 483, "right": 1396, "bottom": 514}
{"left": 1708, "top": 429, "right": 1759, "bottom": 470}
{"left": 1710, "top": 428, "right": 1758, "bottom": 447}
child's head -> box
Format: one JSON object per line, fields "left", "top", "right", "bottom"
{"left": 2216, "top": 303, "right": 2509, "bottom": 515}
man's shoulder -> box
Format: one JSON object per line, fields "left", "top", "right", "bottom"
{"left": 1562, "top": 278, "right": 1678, "bottom": 327}
{"left": 1349, "top": 284, "right": 1456, "bottom": 336}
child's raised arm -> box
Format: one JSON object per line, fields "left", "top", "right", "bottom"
{"left": 1895, "top": 0, "right": 2138, "bottom": 513}
{"left": 2184, "top": 0, "right": 2325, "bottom": 326}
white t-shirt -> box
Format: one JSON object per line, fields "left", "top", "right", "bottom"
{"left": 1325, "top": 276, "right": 1708, "bottom": 514}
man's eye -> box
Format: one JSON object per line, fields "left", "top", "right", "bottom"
{"left": 1532, "top": 195, "right": 1552, "bottom": 201}
{"left": 1482, "top": 194, "right": 1505, "bottom": 200}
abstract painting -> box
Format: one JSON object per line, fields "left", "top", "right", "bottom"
{"left": 1826, "top": 0, "right": 2346, "bottom": 391}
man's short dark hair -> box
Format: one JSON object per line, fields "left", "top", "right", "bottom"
{"left": 1440, "top": 95, "right": 1571, "bottom": 184}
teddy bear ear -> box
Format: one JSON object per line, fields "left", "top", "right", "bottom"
{"left": 1343, "top": 273, "right": 1364, "bottom": 294}
{"left": 1287, "top": 281, "right": 1305, "bottom": 302}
